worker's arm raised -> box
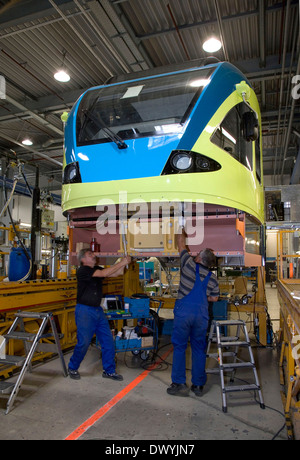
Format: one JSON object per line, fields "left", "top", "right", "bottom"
{"left": 176, "top": 230, "right": 188, "bottom": 254}
{"left": 93, "top": 256, "right": 131, "bottom": 278}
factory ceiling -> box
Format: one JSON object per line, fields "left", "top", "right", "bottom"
{"left": 0, "top": 0, "right": 299, "bottom": 194}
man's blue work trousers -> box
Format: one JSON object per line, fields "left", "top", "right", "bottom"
{"left": 68, "top": 303, "right": 115, "bottom": 374}
{"left": 171, "top": 265, "right": 211, "bottom": 386}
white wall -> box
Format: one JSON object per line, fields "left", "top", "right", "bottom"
{"left": 266, "top": 230, "right": 278, "bottom": 261}
{"left": 12, "top": 195, "right": 67, "bottom": 236}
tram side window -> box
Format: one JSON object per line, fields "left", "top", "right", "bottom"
{"left": 211, "top": 103, "right": 253, "bottom": 171}
{"left": 255, "top": 136, "right": 261, "bottom": 183}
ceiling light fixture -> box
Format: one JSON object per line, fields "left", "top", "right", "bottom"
{"left": 54, "top": 70, "right": 70, "bottom": 82}
{"left": 54, "top": 49, "right": 70, "bottom": 82}
{"left": 22, "top": 138, "right": 33, "bottom": 146}
{"left": 202, "top": 37, "right": 222, "bottom": 53}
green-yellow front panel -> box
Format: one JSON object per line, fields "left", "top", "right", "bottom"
{"left": 62, "top": 88, "right": 264, "bottom": 224}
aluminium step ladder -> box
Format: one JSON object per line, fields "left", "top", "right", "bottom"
{"left": 206, "top": 319, "right": 265, "bottom": 413}
{"left": 0, "top": 311, "right": 68, "bottom": 414}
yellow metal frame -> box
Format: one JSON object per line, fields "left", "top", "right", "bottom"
{"left": 0, "top": 263, "right": 141, "bottom": 379}
{"left": 277, "top": 279, "right": 300, "bottom": 439}
{"left": 277, "top": 230, "right": 300, "bottom": 280}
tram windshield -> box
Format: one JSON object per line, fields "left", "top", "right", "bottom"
{"left": 76, "top": 67, "right": 215, "bottom": 147}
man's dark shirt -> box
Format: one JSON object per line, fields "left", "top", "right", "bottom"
{"left": 76, "top": 265, "right": 103, "bottom": 307}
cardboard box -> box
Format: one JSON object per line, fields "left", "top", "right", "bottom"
{"left": 142, "top": 336, "right": 153, "bottom": 348}
{"left": 76, "top": 242, "right": 90, "bottom": 252}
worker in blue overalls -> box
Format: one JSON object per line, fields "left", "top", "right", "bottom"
{"left": 68, "top": 248, "right": 131, "bottom": 381}
{"left": 167, "top": 231, "right": 219, "bottom": 397}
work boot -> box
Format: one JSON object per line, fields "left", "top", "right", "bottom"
{"left": 166, "top": 383, "right": 189, "bottom": 396}
{"left": 68, "top": 368, "right": 80, "bottom": 380}
{"left": 191, "top": 384, "right": 204, "bottom": 396}
{"left": 102, "top": 371, "right": 123, "bottom": 381}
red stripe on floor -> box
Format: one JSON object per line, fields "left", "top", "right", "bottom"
{"left": 65, "top": 347, "right": 173, "bottom": 441}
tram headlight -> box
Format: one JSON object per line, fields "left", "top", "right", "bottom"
{"left": 63, "top": 161, "right": 82, "bottom": 184}
{"left": 161, "top": 150, "right": 221, "bottom": 175}
{"left": 171, "top": 152, "right": 192, "bottom": 171}
{"left": 196, "top": 156, "right": 210, "bottom": 170}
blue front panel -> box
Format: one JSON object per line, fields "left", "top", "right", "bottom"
{"left": 75, "top": 135, "right": 182, "bottom": 182}
{"left": 64, "top": 102, "right": 78, "bottom": 164}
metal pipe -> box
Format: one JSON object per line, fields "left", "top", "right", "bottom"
{"left": 4, "top": 95, "right": 63, "bottom": 136}
{"left": 281, "top": 27, "right": 300, "bottom": 180}
{"left": 273, "top": 0, "right": 291, "bottom": 183}
{"left": 214, "top": 0, "right": 229, "bottom": 61}
{"left": 73, "top": 0, "right": 130, "bottom": 73}
{"left": 48, "top": 0, "right": 114, "bottom": 77}
{"left": 282, "top": 48, "right": 300, "bottom": 181}
{"left": 259, "top": 0, "right": 266, "bottom": 108}
{"left": 1, "top": 48, "right": 66, "bottom": 103}
{"left": 166, "top": 3, "right": 190, "bottom": 61}
{"left": 0, "top": 132, "right": 63, "bottom": 167}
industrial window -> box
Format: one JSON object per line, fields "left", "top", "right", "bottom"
{"left": 211, "top": 102, "right": 254, "bottom": 172}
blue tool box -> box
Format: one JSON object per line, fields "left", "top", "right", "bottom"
{"left": 212, "top": 300, "right": 228, "bottom": 335}
{"left": 115, "top": 338, "right": 142, "bottom": 350}
{"left": 124, "top": 296, "right": 150, "bottom": 317}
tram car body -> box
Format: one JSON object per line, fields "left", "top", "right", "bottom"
{"left": 62, "top": 60, "right": 264, "bottom": 266}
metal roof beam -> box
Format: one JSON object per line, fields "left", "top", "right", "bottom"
{"left": 4, "top": 95, "right": 63, "bottom": 136}
{"left": 133, "top": 1, "right": 298, "bottom": 41}
{"left": 0, "top": 132, "right": 63, "bottom": 167}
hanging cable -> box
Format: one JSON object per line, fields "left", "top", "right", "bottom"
{"left": 2, "top": 160, "right": 32, "bottom": 281}
{"left": 0, "top": 176, "right": 17, "bottom": 218}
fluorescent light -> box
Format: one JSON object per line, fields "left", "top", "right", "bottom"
{"left": 203, "top": 38, "right": 222, "bottom": 53}
{"left": 54, "top": 70, "right": 70, "bottom": 82}
{"left": 22, "top": 139, "right": 33, "bottom": 146}
{"left": 19, "top": 222, "right": 31, "bottom": 228}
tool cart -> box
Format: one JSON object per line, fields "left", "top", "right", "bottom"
{"left": 104, "top": 295, "right": 160, "bottom": 360}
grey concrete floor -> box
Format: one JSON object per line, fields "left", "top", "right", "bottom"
{"left": 0, "top": 284, "right": 288, "bottom": 441}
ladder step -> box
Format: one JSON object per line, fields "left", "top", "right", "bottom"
{"left": 220, "top": 336, "right": 239, "bottom": 342}
{"left": 207, "top": 352, "right": 236, "bottom": 358}
{"left": 4, "top": 331, "right": 36, "bottom": 340}
{"left": 0, "top": 382, "right": 15, "bottom": 394}
{"left": 222, "top": 362, "right": 254, "bottom": 369}
{"left": 219, "top": 341, "right": 250, "bottom": 347}
{"left": 0, "top": 356, "right": 26, "bottom": 366}
{"left": 223, "top": 384, "right": 260, "bottom": 393}
{"left": 216, "top": 320, "right": 245, "bottom": 326}
{"left": 206, "top": 368, "right": 220, "bottom": 374}
{"left": 14, "top": 312, "right": 49, "bottom": 319}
